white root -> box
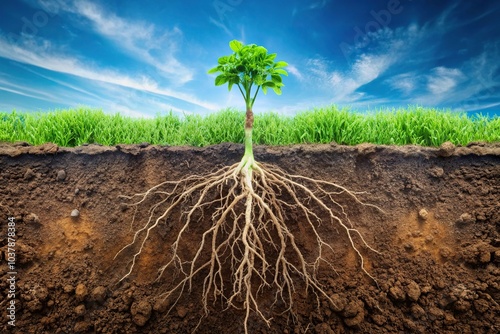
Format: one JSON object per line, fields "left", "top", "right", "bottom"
{"left": 115, "top": 161, "right": 382, "bottom": 334}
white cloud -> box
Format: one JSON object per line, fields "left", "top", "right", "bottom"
{"left": 304, "top": 52, "right": 395, "bottom": 103}
{"left": 286, "top": 64, "right": 303, "bottom": 81}
{"left": 426, "top": 67, "right": 465, "bottom": 95}
{"left": 40, "top": 0, "right": 193, "bottom": 84}
{"left": 0, "top": 35, "right": 218, "bottom": 111}
{"left": 386, "top": 43, "right": 499, "bottom": 110}
{"left": 0, "top": 77, "right": 59, "bottom": 102}
{"left": 386, "top": 73, "right": 416, "bottom": 95}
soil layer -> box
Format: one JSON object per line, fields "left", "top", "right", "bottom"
{"left": 0, "top": 141, "right": 499, "bottom": 333}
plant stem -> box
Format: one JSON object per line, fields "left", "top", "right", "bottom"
{"left": 244, "top": 106, "right": 254, "bottom": 157}
{"left": 237, "top": 107, "right": 256, "bottom": 176}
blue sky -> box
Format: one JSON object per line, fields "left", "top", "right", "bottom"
{"left": 0, "top": 0, "right": 499, "bottom": 117}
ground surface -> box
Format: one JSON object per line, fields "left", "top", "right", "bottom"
{"left": 0, "top": 141, "right": 499, "bottom": 334}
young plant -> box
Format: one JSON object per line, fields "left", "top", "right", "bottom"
{"left": 208, "top": 39, "right": 288, "bottom": 176}
{"left": 115, "top": 40, "right": 381, "bottom": 334}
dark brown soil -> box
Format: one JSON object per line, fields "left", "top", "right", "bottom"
{"left": 0, "top": 141, "right": 499, "bottom": 334}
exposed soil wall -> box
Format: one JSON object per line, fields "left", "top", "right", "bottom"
{"left": 0, "top": 142, "right": 499, "bottom": 333}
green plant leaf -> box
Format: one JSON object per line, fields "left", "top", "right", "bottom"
{"left": 229, "top": 40, "right": 244, "bottom": 52}
{"left": 208, "top": 66, "right": 220, "bottom": 74}
{"left": 209, "top": 40, "right": 288, "bottom": 105}
{"left": 218, "top": 56, "right": 229, "bottom": 65}
{"left": 267, "top": 53, "right": 277, "bottom": 61}
{"left": 262, "top": 81, "right": 275, "bottom": 88}
{"left": 274, "top": 69, "right": 288, "bottom": 76}
{"left": 272, "top": 86, "right": 282, "bottom": 95}
{"left": 271, "top": 75, "right": 282, "bottom": 84}
{"left": 215, "top": 75, "right": 228, "bottom": 86}
{"left": 275, "top": 61, "right": 288, "bottom": 68}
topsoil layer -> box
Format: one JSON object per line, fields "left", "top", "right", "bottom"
{"left": 0, "top": 141, "right": 499, "bottom": 334}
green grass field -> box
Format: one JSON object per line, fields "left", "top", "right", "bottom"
{"left": 1, "top": 106, "right": 499, "bottom": 147}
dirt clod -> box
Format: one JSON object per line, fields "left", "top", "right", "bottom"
{"left": 24, "top": 168, "right": 35, "bottom": 180}
{"left": 75, "top": 284, "right": 88, "bottom": 302}
{"left": 130, "top": 300, "right": 152, "bottom": 326}
{"left": 389, "top": 285, "right": 406, "bottom": 302}
{"left": 456, "top": 212, "right": 475, "bottom": 227}
{"left": 176, "top": 305, "right": 189, "bottom": 319}
{"left": 406, "top": 280, "right": 421, "bottom": 302}
{"left": 153, "top": 297, "right": 171, "bottom": 313}
{"left": 343, "top": 300, "right": 365, "bottom": 327}
{"left": 473, "top": 299, "right": 490, "bottom": 313}
{"left": 91, "top": 286, "right": 107, "bottom": 304}
{"left": 437, "top": 141, "right": 455, "bottom": 157}
{"left": 16, "top": 241, "right": 36, "bottom": 264}
{"left": 410, "top": 304, "right": 426, "bottom": 319}
{"left": 315, "top": 322, "right": 335, "bottom": 333}
{"left": 63, "top": 284, "right": 74, "bottom": 293}
{"left": 74, "top": 321, "right": 91, "bottom": 333}
{"left": 429, "top": 166, "right": 445, "bottom": 178}
{"left": 74, "top": 304, "right": 86, "bottom": 316}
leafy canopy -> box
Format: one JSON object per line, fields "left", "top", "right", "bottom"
{"left": 208, "top": 40, "right": 288, "bottom": 109}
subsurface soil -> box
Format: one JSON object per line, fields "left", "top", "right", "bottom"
{"left": 0, "top": 141, "right": 499, "bottom": 334}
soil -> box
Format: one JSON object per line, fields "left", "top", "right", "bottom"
{"left": 0, "top": 141, "right": 499, "bottom": 334}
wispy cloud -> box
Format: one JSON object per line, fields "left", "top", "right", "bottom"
{"left": 303, "top": 47, "right": 397, "bottom": 103}
{"left": 0, "top": 76, "right": 59, "bottom": 102}
{"left": 286, "top": 64, "right": 303, "bottom": 81}
{"left": 386, "top": 72, "right": 416, "bottom": 95}
{"left": 426, "top": 67, "right": 465, "bottom": 95}
{"left": 39, "top": 0, "right": 193, "bottom": 84}
{"left": 384, "top": 42, "right": 499, "bottom": 111}
{"left": 303, "top": 7, "right": 498, "bottom": 113}
{"left": 0, "top": 34, "right": 218, "bottom": 111}
{"left": 294, "top": 21, "right": 432, "bottom": 105}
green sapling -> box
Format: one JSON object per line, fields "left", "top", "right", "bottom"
{"left": 208, "top": 40, "right": 288, "bottom": 177}
{"left": 115, "top": 40, "right": 381, "bottom": 334}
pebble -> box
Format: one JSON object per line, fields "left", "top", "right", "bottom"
{"left": 71, "top": 209, "right": 80, "bottom": 218}
{"left": 56, "top": 169, "right": 67, "bottom": 181}
{"left": 418, "top": 209, "right": 429, "bottom": 221}
{"left": 26, "top": 213, "right": 40, "bottom": 224}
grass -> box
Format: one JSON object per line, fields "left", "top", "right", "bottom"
{"left": 1, "top": 105, "right": 498, "bottom": 147}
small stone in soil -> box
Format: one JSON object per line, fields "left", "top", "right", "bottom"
{"left": 418, "top": 209, "right": 429, "bottom": 221}
{"left": 56, "top": 169, "right": 67, "bottom": 181}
